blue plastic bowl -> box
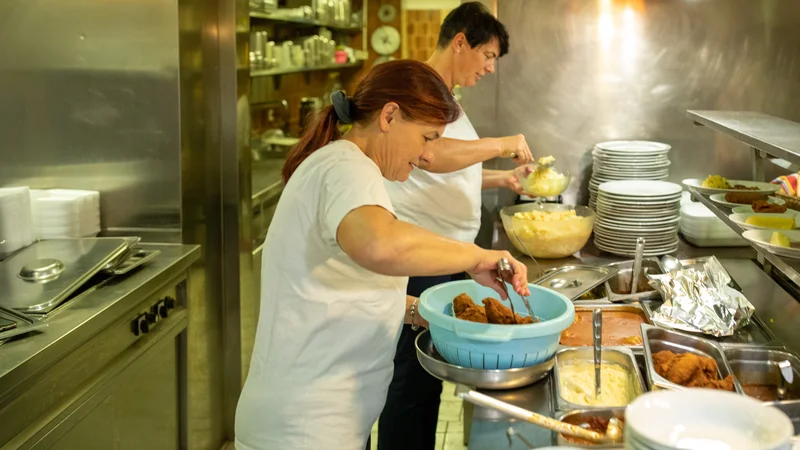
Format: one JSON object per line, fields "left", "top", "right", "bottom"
{"left": 418, "top": 280, "right": 574, "bottom": 370}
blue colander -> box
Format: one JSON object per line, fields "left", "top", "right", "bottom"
{"left": 418, "top": 280, "right": 574, "bottom": 370}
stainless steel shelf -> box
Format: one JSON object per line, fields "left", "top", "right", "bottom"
{"left": 688, "top": 187, "right": 800, "bottom": 287}
{"left": 249, "top": 10, "right": 362, "bottom": 32}
{"left": 688, "top": 110, "right": 800, "bottom": 165}
{"left": 250, "top": 61, "right": 362, "bottom": 77}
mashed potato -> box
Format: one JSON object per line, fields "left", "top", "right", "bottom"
{"left": 558, "top": 361, "right": 636, "bottom": 407}
{"left": 508, "top": 209, "right": 593, "bottom": 259}
{"left": 524, "top": 156, "right": 568, "bottom": 197}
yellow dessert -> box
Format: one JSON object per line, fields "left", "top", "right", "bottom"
{"left": 702, "top": 175, "right": 731, "bottom": 189}
{"left": 770, "top": 231, "right": 792, "bottom": 247}
{"left": 745, "top": 216, "right": 795, "bottom": 230}
{"left": 558, "top": 360, "right": 636, "bottom": 407}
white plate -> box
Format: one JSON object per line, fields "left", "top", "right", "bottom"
{"left": 732, "top": 205, "right": 798, "bottom": 215}
{"left": 682, "top": 232, "right": 749, "bottom": 248}
{"left": 596, "top": 215, "right": 681, "bottom": 224}
{"left": 594, "top": 140, "right": 671, "bottom": 154}
{"left": 595, "top": 241, "right": 679, "bottom": 257}
{"left": 595, "top": 199, "right": 681, "bottom": 210}
{"left": 708, "top": 193, "right": 785, "bottom": 209}
{"left": 599, "top": 180, "right": 682, "bottom": 198}
{"left": 625, "top": 390, "right": 793, "bottom": 450}
{"left": 683, "top": 178, "right": 780, "bottom": 195}
{"left": 729, "top": 212, "right": 800, "bottom": 231}
{"left": 593, "top": 158, "right": 672, "bottom": 168}
{"left": 742, "top": 229, "right": 800, "bottom": 259}
{"left": 596, "top": 196, "right": 682, "bottom": 206}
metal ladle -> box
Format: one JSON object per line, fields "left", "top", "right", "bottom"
{"left": 593, "top": 308, "right": 603, "bottom": 399}
{"left": 630, "top": 237, "right": 645, "bottom": 295}
{"left": 459, "top": 390, "right": 623, "bottom": 444}
{"left": 778, "top": 359, "right": 794, "bottom": 401}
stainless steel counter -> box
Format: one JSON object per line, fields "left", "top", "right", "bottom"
{"left": 0, "top": 243, "right": 200, "bottom": 449}
{"left": 465, "top": 226, "right": 800, "bottom": 449}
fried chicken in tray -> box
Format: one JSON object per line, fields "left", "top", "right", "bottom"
{"left": 652, "top": 350, "right": 735, "bottom": 391}
{"left": 453, "top": 294, "right": 535, "bottom": 325}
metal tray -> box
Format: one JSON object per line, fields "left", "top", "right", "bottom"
{"left": 553, "top": 347, "right": 645, "bottom": 412}
{"left": 573, "top": 284, "right": 610, "bottom": 303}
{"left": 642, "top": 302, "right": 777, "bottom": 348}
{"left": 105, "top": 248, "right": 161, "bottom": 276}
{"left": 558, "top": 303, "right": 652, "bottom": 354}
{"left": 554, "top": 407, "right": 626, "bottom": 449}
{"left": 604, "top": 258, "right": 664, "bottom": 302}
{"left": 0, "top": 306, "right": 48, "bottom": 341}
{"left": 534, "top": 265, "right": 619, "bottom": 301}
{"left": 414, "top": 330, "right": 553, "bottom": 390}
{"left": 641, "top": 324, "right": 744, "bottom": 394}
{"left": 724, "top": 347, "right": 800, "bottom": 403}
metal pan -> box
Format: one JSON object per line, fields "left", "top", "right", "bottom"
{"left": 553, "top": 347, "right": 645, "bottom": 412}
{"left": 559, "top": 303, "right": 651, "bottom": 354}
{"left": 534, "top": 265, "right": 619, "bottom": 301}
{"left": 604, "top": 258, "right": 664, "bottom": 303}
{"left": 641, "top": 324, "right": 744, "bottom": 394}
{"left": 555, "top": 408, "right": 626, "bottom": 449}
{"left": 415, "top": 330, "right": 553, "bottom": 390}
{"left": 725, "top": 347, "right": 800, "bottom": 404}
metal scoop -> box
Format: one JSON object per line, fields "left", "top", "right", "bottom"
{"left": 498, "top": 257, "right": 535, "bottom": 323}
{"left": 630, "top": 237, "right": 645, "bottom": 295}
{"left": 593, "top": 308, "right": 603, "bottom": 399}
{"left": 778, "top": 360, "right": 794, "bottom": 400}
{"left": 459, "top": 390, "right": 623, "bottom": 444}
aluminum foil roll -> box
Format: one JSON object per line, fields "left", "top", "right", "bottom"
{"left": 646, "top": 256, "right": 754, "bottom": 337}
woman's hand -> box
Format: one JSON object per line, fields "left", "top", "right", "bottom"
{"left": 467, "top": 250, "right": 530, "bottom": 299}
{"left": 498, "top": 134, "right": 533, "bottom": 165}
{"left": 502, "top": 165, "right": 535, "bottom": 195}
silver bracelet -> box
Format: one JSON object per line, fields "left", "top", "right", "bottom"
{"left": 409, "top": 297, "right": 420, "bottom": 331}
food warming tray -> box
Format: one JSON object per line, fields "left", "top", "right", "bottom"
{"left": 724, "top": 347, "right": 800, "bottom": 404}
{"left": 558, "top": 303, "right": 652, "bottom": 354}
{"left": 555, "top": 407, "right": 626, "bottom": 449}
{"left": 0, "top": 238, "right": 131, "bottom": 314}
{"left": 534, "top": 265, "right": 619, "bottom": 301}
{"left": 0, "top": 305, "right": 48, "bottom": 341}
{"left": 414, "top": 330, "right": 553, "bottom": 390}
{"left": 552, "top": 347, "right": 645, "bottom": 412}
{"left": 604, "top": 258, "right": 664, "bottom": 302}
{"left": 641, "top": 324, "right": 744, "bottom": 394}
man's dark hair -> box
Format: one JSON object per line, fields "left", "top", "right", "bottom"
{"left": 437, "top": 2, "right": 510, "bottom": 57}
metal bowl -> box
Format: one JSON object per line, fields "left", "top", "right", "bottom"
{"left": 415, "top": 329, "right": 553, "bottom": 390}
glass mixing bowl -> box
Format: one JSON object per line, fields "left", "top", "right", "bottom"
{"left": 500, "top": 203, "right": 595, "bottom": 259}
{"left": 519, "top": 167, "right": 572, "bottom": 198}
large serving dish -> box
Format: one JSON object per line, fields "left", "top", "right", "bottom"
{"left": 414, "top": 330, "right": 553, "bottom": 390}
{"left": 500, "top": 203, "right": 595, "bottom": 259}
{"left": 743, "top": 229, "right": 800, "bottom": 260}
{"left": 625, "top": 389, "right": 794, "bottom": 450}
{"left": 553, "top": 347, "right": 645, "bottom": 412}
{"left": 418, "top": 280, "right": 575, "bottom": 370}
{"left": 555, "top": 408, "right": 626, "bottom": 449}
{"left": 603, "top": 258, "right": 664, "bottom": 302}
{"left": 559, "top": 303, "right": 651, "bottom": 353}
{"left": 729, "top": 212, "right": 800, "bottom": 230}
{"left": 709, "top": 192, "right": 786, "bottom": 209}
{"left": 683, "top": 178, "right": 781, "bottom": 195}
{"left": 724, "top": 347, "right": 800, "bottom": 403}
{"left": 641, "top": 324, "right": 744, "bottom": 394}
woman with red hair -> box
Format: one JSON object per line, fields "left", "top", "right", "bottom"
{"left": 235, "top": 60, "right": 529, "bottom": 450}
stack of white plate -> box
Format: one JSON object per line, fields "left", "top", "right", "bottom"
{"left": 0, "top": 187, "right": 35, "bottom": 259}
{"left": 30, "top": 189, "right": 101, "bottom": 239}
{"left": 594, "top": 180, "right": 682, "bottom": 256}
{"left": 590, "top": 141, "right": 672, "bottom": 210}
{"left": 625, "top": 389, "right": 793, "bottom": 450}
{"left": 680, "top": 202, "right": 748, "bottom": 247}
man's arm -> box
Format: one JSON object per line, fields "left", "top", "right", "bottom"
{"left": 417, "top": 134, "right": 533, "bottom": 173}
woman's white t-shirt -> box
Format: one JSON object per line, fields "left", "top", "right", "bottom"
{"left": 384, "top": 109, "right": 482, "bottom": 243}
{"left": 235, "top": 140, "right": 407, "bottom": 450}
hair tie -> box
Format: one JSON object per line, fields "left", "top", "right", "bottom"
{"left": 330, "top": 90, "right": 354, "bottom": 124}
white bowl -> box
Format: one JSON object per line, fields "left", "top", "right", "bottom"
{"left": 729, "top": 212, "right": 800, "bottom": 230}
{"left": 626, "top": 389, "right": 793, "bottom": 450}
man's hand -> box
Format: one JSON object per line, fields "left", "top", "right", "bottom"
{"left": 498, "top": 134, "right": 533, "bottom": 165}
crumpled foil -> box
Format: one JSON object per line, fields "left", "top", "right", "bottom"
{"left": 646, "top": 256, "right": 755, "bottom": 337}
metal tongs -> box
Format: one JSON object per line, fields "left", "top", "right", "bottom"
{"left": 498, "top": 258, "right": 535, "bottom": 323}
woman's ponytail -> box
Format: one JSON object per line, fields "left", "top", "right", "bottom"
{"left": 281, "top": 105, "right": 340, "bottom": 184}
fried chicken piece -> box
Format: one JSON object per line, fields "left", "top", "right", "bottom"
{"left": 652, "top": 350, "right": 735, "bottom": 391}
{"left": 725, "top": 192, "right": 767, "bottom": 204}
{"left": 517, "top": 314, "right": 535, "bottom": 324}
{"left": 752, "top": 199, "right": 787, "bottom": 213}
{"left": 620, "top": 335, "right": 643, "bottom": 346}
{"left": 665, "top": 352, "right": 702, "bottom": 385}
{"left": 482, "top": 298, "right": 518, "bottom": 324}
{"left": 453, "top": 294, "right": 488, "bottom": 323}
{"left": 453, "top": 294, "right": 476, "bottom": 315}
